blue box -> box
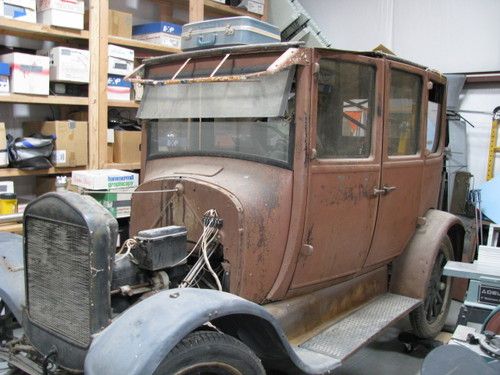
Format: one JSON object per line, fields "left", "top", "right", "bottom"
{"left": 107, "top": 75, "right": 132, "bottom": 88}
{"left": 133, "top": 22, "right": 182, "bottom": 36}
{"left": 0, "top": 62, "right": 10, "bottom": 76}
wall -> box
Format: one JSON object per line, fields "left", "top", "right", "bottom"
{"left": 301, "top": 0, "right": 500, "bottom": 186}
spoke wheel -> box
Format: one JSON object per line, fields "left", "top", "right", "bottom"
{"left": 410, "top": 237, "right": 453, "bottom": 338}
{"left": 154, "top": 331, "right": 265, "bottom": 375}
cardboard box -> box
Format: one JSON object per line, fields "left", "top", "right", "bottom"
{"left": 108, "top": 44, "right": 134, "bottom": 76}
{"left": 35, "top": 175, "right": 69, "bottom": 195}
{"left": 39, "top": 47, "right": 89, "bottom": 83}
{"left": 109, "top": 9, "right": 132, "bottom": 38}
{"left": 107, "top": 75, "right": 131, "bottom": 101}
{"left": 107, "top": 128, "right": 114, "bottom": 162}
{"left": 0, "top": 122, "right": 7, "bottom": 167}
{"left": 0, "top": 62, "right": 10, "bottom": 94}
{"left": 88, "top": 188, "right": 133, "bottom": 218}
{"left": 37, "top": 0, "right": 84, "bottom": 30}
{"left": 132, "top": 22, "right": 181, "bottom": 49}
{"left": 1, "top": 0, "right": 36, "bottom": 23}
{"left": 71, "top": 169, "right": 139, "bottom": 190}
{"left": 0, "top": 53, "right": 49, "bottom": 95}
{"left": 24, "top": 120, "right": 88, "bottom": 167}
{"left": 113, "top": 130, "right": 141, "bottom": 163}
{"left": 67, "top": 111, "right": 88, "bottom": 121}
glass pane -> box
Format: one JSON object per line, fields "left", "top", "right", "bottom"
{"left": 426, "top": 82, "right": 444, "bottom": 153}
{"left": 317, "top": 59, "right": 376, "bottom": 159}
{"left": 388, "top": 70, "right": 422, "bottom": 156}
{"left": 148, "top": 118, "right": 293, "bottom": 166}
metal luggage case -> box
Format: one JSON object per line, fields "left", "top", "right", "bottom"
{"left": 181, "top": 16, "right": 281, "bottom": 51}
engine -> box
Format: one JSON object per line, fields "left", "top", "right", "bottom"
{"left": 21, "top": 192, "right": 225, "bottom": 372}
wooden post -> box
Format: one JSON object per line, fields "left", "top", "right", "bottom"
{"left": 88, "top": 0, "right": 109, "bottom": 169}
{"left": 189, "top": 0, "right": 204, "bottom": 22}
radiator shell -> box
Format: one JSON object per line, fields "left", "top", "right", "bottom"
{"left": 23, "top": 192, "right": 118, "bottom": 371}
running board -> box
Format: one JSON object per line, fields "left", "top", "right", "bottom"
{"left": 293, "top": 293, "right": 420, "bottom": 367}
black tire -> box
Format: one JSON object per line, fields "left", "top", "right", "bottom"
{"left": 0, "top": 298, "right": 17, "bottom": 345}
{"left": 410, "top": 236, "right": 453, "bottom": 338}
{"left": 154, "top": 331, "right": 266, "bottom": 375}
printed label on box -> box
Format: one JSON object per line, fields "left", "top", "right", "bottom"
{"left": 51, "top": 150, "right": 66, "bottom": 164}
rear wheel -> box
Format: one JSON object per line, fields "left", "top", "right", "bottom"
{"left": 154, "top": 331, "right": 265, "bottom": 375}
{"left": 410, "top": 236, "right": 453, "bottom": 338}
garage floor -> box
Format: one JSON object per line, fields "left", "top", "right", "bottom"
{"left": 0, "top": 302, "right": 461, "bottom": 375}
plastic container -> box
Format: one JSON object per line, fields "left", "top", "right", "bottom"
{"left": 0, "top": 193, "right": 18, "bottom": 215}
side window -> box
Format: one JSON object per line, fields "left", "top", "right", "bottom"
{"left": 317, "top": 59, "right": 376, "bottom": 159}
{"left": 388, "top": 69, "right": 422, "bottom": 156}
{"left": 426, "top": 81, "right": 445, "bottom": 153}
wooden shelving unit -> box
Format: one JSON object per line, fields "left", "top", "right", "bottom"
{"left": 104, "top": 162, "right": 141, "bottom": 170}
{"left": 0, "top": 94, "right": 88, "bottom": 106}
{"left": 108, "top": 100, "right": 140, "bottom": 108}
{"left": 108, "top": 35, "right": 180, "bottom": 54}
{"left": 0, "top": 167, "right": 86, "bottom": 178}
{"left": 0, "top": 17, "right": 89, "bottom": 42}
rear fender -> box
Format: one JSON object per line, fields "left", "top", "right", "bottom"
{"left": 0, "top": 233, "right": 25, "bottom": 322}
{"left": 84, "top": 288, "right": 333, "bottom": 375}
{"left": 390, "top": 209, "right": 464, "bottom": 300}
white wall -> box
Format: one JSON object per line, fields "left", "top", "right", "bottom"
{"left": 301, "top": 0, "right": 500, "bottom": 187}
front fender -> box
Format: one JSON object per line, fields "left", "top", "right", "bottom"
{"left": 84, "top": 288, "right": 336, "bottom": 375}
{"left": 390, "top": 209, "right": 464, "bottom": 300}
{"left": 0, "top": 232, "right": 25, "bottom": 322}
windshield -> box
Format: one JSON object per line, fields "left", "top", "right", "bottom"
{"left": 145, "top": 68, "right": 296, "bottom": 168}
{"left": 148, "top": 117, "right": 294, "bottom": 167}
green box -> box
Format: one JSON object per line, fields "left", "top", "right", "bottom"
{"left": 89, "top": 189, "right": 132, "bottom": 218}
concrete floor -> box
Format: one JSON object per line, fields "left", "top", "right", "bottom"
{"left": 0, "top": 302, "right": 461, "bottom": 375}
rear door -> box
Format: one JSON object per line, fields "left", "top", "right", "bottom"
{"left": 364, "top": 61, "right": 425, "bottom": 267}
{"left": 290, "top": 52, "right": 384, "bottom": 290}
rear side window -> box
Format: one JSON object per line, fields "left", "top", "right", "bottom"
{"left": 426, "top": 81, "right": 445, "bottom": 153}
{"left": 316, "top": 59, "right": 376, "bottom": 159}
{"left": 388, "top": 69, "right": 422, "bottom": 156}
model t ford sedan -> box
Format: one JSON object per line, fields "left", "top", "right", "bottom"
{"left": 0, "top": 43, "right": 464, "bottom": 374}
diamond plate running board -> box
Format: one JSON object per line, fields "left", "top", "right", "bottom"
{"left": 299, "top": 293, "right": 420, "bottom": 362}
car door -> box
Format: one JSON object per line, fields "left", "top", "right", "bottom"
{"left": 364, "top": 61, "right": 425, "bottom": 268}
{"left": 290, "top": 52, "right": 384, "bottom": 290}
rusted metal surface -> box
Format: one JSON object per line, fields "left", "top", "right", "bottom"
{"left": 390, "top": 209, "right": 463, "bottom": 300}
{"left": 265, "top": 267, "right": 387, "bottom": 343}
{"left": 128, "top": 48, "right": 309, "bottom": 86}
{"left": 132, "top": 157, "right": 294, "bottom": 303}
{"left": 134, "top": 46, "right": 454, "bottom": 305}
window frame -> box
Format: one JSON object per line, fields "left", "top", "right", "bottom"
{"left": 311, "top": 52, "right": 384, "bottom": 165}
{"left": 425, "top": 73, "right": 447, "bottom": 158}
{"left": 384, "top": 61, "right": 426, "bottom": 161}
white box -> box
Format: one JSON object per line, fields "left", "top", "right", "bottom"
{"left": 108, "top": 44, "right": 134, "bottom": 76}
{"left": 0, "top": 53, "right": 49, "bottom": 95}
{"left": 240, "top": 0, "right": 265, "bottom": 15}
{"left": 133, "top": 33, "right": 181, "bottom": 49}
{"left": 0, "top": 181, "right": 14, "bottom": 193}
{"left": 71, "top": 169, "right": 139, "bottom": 190}
{"left": 38, "top": 47, "right": 89, "bottom": 83}
{"left": 37, "top": 0, "right": 84, "bottom": 30}
{"left": 1, "top": 0, "right": 37, "bottom": 23}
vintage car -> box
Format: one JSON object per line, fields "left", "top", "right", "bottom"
{"left": 0, "top": 43, "right": 464, "bottom": 374}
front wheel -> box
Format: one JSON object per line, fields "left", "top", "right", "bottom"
{"left": 154, "top": 331, "right": 265, "bottom": 375}
{"left": 410, "top": 236, "right": 453, "bottom": 338}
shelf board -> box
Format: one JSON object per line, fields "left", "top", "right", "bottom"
{"left": 104, "top": 162, "right": 141, "bottom": 170}
{"left": 0, "top": 167, "right": 85, "bottom": 178}
{"left": 0, "top": 94, "right": 88, "bottom": 106}
{"left": 108, "top": 100, "right": 140, "bottom": 108}
{"left": 0, "top": 17, "right": 89, "bottom": 42}
{"left": 156, "top": 0, "right": 262, "bottom": 19}
{"left": 0, "top": 223, "right": 22, "bottom": 234}
{"left": 108, "top": 36, "right": 180, "bottom": 54}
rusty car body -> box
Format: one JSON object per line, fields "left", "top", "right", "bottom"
{"left": 0, "top": 43, "right": 464, "bottom": 375}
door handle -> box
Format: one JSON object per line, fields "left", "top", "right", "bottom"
{"left": 373, "top": 185, "right": 398, "bottom": 197}
{"left": 383, "top": 185, "right": 397, "bottom": 193}
{"left": 373, "top": 187, "right": 386, "bottom": 196}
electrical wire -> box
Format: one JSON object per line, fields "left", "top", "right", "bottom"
{"left": 201, "top": 209, "right": 222, "bottom": 291}
{"left": 115, "top": 238, "right": 137, "bottom": 262}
